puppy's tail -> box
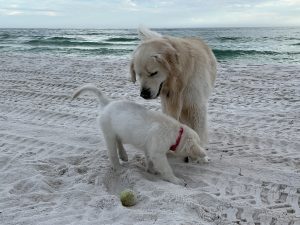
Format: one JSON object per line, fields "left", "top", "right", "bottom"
{"left": 72, "top": 84, "right": 110, "bottom": 107}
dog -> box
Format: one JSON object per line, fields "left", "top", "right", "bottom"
{"left": 130, "top": 27, "right": 217, "bottom": 147}
{"left": 72, "top": 84, "right": 208, "bottom": 185}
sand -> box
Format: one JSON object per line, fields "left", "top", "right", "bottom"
{"left": 0, "top": 53, "right": 299, "bottom": 225}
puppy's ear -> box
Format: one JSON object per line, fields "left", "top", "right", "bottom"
{"left": 130, "top": 60, "right": 136, "bottom": 83}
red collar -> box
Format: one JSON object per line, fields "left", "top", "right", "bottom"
{"left": 170, "top": 127, "right": 184, "bottom": 151}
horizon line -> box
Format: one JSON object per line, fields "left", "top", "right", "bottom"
{"left": 0, "top": 25, "right": 299, "bottom": 30}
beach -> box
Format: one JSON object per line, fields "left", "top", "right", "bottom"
{"left": 0, "top": 52, "right": 299, "bottom": 225}
{"left": 0, "top": 27, "right": 300, "bottom": 224}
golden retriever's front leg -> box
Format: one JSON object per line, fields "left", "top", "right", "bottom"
{"left": 187, "top": 104, "right": 208, "bottom": 146}
{"left": 161, "top": 93, "right": 183, "bottom": 121}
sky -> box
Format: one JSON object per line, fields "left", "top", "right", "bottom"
{"left": 0, "top": 0, "right": 299, "bottom": 28}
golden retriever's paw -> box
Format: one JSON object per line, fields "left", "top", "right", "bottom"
{"left": 183, "top": 156, "right": 189, "bottom": 163}
{"left": 170, "top": 177, "right": 186, "bottom": 186}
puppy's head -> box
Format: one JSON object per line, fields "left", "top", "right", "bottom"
{"left": 186, "top": 144, "right": 207, "bottom": 162}
{"left": 179, "top": 129, "right": 208, "bottom": 162}
{"left": 130, "top": 40, "right": 179, "bottom": 99}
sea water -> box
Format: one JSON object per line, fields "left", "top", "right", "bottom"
{"left": 0, "top": 27, "right": 299, "bottom": 64}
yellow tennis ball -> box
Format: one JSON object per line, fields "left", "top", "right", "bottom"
{"left": 120, "top": 189, "right": 136, "bottom": 207}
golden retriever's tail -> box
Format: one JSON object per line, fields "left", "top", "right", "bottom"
{"left": 138, "top": 25, "right": 162, "bottom": 40}
{"left": 71, "top": 84, "right": 110, "bottom": 107}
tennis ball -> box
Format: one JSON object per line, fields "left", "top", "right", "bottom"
{"left": 120, "top": 189, "right": 136, "bottom": 207}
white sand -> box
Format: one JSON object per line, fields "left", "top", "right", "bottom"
{"left": 0, "top": 53, "right": 299, "bottom": 225}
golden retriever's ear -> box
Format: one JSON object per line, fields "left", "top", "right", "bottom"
{"left": 154, "top": 45, "right": 180, "bottom": 79}
{"left": 130, "top": 60, "right": 136, "bottom": 83}
{"left": 165, "top": 48, "right": 180, "bottom": 76}
{"left": 152, "top": 54, "right": 171, "bottom": 71}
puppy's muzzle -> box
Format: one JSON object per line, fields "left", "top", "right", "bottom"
{"left": 140, "top": 88, "right": 151, "bottom": 99}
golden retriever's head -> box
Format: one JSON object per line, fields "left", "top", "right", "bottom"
{"left": 130, "top": 39, "right": 179, "bottom": 99}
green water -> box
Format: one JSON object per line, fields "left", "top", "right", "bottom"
{"left": 0, "top": 27, "right": 299, "bottom": 64}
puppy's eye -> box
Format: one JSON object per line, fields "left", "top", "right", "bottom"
{"left": 150, "top": 71, "right": 158, "bottom": 77}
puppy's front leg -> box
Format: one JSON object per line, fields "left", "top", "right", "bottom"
{"left": 150, "top": 153, "right": 186, "bottom": 186}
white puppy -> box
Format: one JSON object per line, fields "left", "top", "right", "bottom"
{"left": 72, "top": 84, "right": 208, "bottom": 185}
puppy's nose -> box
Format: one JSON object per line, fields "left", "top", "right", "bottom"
{"left": 140, "top": 88, "right": 151, "bottom": 99}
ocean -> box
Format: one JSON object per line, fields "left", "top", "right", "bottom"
{"left": 0, "top": 27, "right": 299, "bottom": 64}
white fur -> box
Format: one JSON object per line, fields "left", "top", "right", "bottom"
{"left": 72, "top": 84, "right": 208, "bottom": 185}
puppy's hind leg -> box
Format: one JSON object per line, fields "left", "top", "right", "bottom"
{"left": 150, "top": 153, "right": 186, "bottom": 186}
{"left": 103, "top": 132, "right": 121, "bottom": 171}
{"left": 116, "top": 137, "right": 128, "bottom": 162}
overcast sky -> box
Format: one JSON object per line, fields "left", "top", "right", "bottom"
{"left": 0, "top": 0, "right": 299, "bottom": 28}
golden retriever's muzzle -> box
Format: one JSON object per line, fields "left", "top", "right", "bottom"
{"left": 140, "top": 82, "right": 164, "bottom": 99}
{"left": 155, "top": 82, "right": 164, "bottom": 98}
{"left": 140, "top": 87, "right": 151, "bottom": 99}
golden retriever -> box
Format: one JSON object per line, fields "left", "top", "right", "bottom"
{"left": 130, "top": 27, "right": 217, "bottom": 146}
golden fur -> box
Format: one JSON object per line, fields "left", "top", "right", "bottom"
{"left": 130, "top": 27, "right": 217, "bottom": 146}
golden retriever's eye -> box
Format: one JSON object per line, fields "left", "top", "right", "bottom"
{"left": 150, "top": 71, "right": 158, "bottom": 77}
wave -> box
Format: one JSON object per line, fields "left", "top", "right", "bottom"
{"left": 24, "top": 36, "right": 138, "bottom": 47}
{"left": 105, "top": 37, "right": 139, "bottom": 42}
{"left": 213, "top": 49, "right": 300, "bottom": 60}
{"left": 23, "top": 46, "right": 132, "bottom": 55}
{"left": 0, "top": 33, "right": 15, "bottom": 39}
{"left": 287, "top": 37, "right": 300, "bottom": 41}
{"left": 85, "top": 32, "right": 101, "bottom": 35}
{"left": 25, "top": 38, "right": 113, "bottom": 47}
{"left": 213, "top": 49, "right": 277, "bottom": 59}
{"left": 47, "top": 36, "right": 77, "bottom": 41}
{"left": 217, "top": 36, "right": 300, "bottom": 42}
{"left": 217, "top": 37, "right": 245, "bottom": 41}
{"left": 291, "top": 43, "right": 300, "bottom": 46}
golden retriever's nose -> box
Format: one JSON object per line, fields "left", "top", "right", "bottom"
{"left": 140, "top": 88, "right": 151, "bottom": 99}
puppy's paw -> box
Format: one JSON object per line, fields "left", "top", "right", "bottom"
{"left": 203, "top": 156, "right": 210, "bottom": 163}
{"left": 112, "top": 165, "right": 121, "bottom": 172}
{"left": 196, "top": 156, "right": 210, "bottom": 163}
{"left": 147, "top": 167, "right": 158, "bottom": 175}
{"left": 119, "top": 153, "right": 128, "bottom": 162}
